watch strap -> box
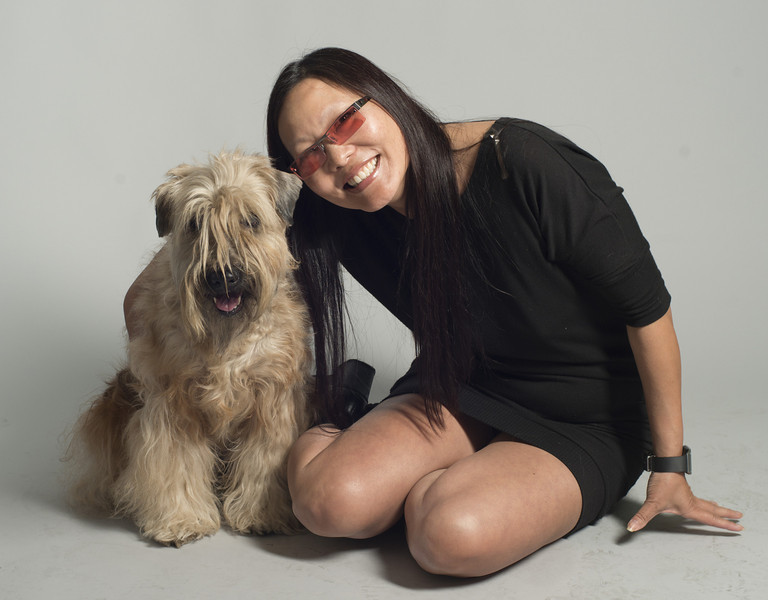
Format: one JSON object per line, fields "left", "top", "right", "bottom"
{"left": 645, "top": 445, "right": 692, "bottom": 474}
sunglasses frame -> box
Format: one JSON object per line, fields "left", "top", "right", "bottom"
{"left": 289, "top": 96, "right": 372, "bottom": 180}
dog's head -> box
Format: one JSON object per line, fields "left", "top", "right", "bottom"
{"left": 152, "top": 152, "right": 303, "bottom": 341}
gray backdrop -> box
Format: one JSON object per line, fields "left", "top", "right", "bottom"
{"left": 3, "top": 0, "right": 764, "bottom": 415}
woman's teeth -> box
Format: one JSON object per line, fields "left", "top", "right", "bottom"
{"left": 347, "top": 157, "right": 378, "bottom": 187}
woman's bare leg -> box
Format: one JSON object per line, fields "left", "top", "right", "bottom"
{"left": 287, "top": 394, "right": 494, "bottom": 539}
{"left": 404, "top": 434, "right": 583, "bottom": 577}
{"left": 288, "top": 397, "right": 583, "bottom": 577}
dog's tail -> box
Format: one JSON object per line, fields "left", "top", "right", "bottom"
{"left": 64, "top": 368, "right": 143, "bottom": 514}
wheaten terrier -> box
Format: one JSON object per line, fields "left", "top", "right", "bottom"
{"left": 68, "top": 152, "right": 312, "bottom": 546}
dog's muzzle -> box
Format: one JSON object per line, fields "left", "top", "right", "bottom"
{"left": 205, "top": 268, "right": 245, "bottom": 315}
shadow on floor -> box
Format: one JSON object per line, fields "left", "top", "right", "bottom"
{"left": 251, "top": 520, "right": 501, "bottom": 589}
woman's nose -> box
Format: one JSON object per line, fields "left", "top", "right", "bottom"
{"left": 323, "top": 143, "right": 354, "bottom": 170}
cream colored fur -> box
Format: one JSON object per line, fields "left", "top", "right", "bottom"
{"left": 67, "top": 152, "right": 312, "bottom": 546}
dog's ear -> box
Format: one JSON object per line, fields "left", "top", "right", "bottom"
{"left": 153, "top": 182, "right": 174, "bottom": 237}
{"left": 273, "top": 170, "right": 303, "bottom": 226}
{"left": 153, "top": 163, "right": 197, "bottom": 237}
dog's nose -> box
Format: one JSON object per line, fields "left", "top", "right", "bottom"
{"left": 205, "top": 269, "right": 240, "bottom": 295}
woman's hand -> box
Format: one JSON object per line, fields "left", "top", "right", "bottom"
{"left": 627, "top": 472, "right": 743, "bottom": 533}
{"left": 626, "top": 310, "right": 743, "bottom": 533}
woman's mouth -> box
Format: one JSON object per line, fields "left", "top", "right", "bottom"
{"left": 345, "top": 156, "right": 379, "bottom": 189}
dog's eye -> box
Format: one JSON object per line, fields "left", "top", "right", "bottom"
{"left": 244, "top": 214, "right": 261, "bottom": 229}
{"left": 187, "top": 217, "right": 201, "bottom": 233}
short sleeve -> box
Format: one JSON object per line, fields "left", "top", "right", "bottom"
{"left": 500, "top": 121, "right": 671, "bottom": 327}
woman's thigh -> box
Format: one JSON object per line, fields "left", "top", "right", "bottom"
{"left": 287, "top": 394, "right": 495, "bottom": 539}
{"left": 404, "top": 434, "right": 583, "bottom": 577}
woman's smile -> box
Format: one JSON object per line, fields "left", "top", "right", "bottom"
{"left": 345, "top": 156, "right": 379, "bottom": 190}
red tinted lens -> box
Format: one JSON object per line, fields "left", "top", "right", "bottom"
{"left": 290, "top": 99, "right": 369, "bottom": 178}
{"left": 325, "top": 108, "right": 365, "bottom": 144}
{"left": 292, "top": 146, "right": 325, "bottom": 179}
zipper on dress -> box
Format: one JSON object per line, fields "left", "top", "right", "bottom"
{"left": 488, "top": 124, "right": 509, "bottom": 180}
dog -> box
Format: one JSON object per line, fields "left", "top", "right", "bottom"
{"left": 67, "top": 152, "right": 312, "bottom": 546}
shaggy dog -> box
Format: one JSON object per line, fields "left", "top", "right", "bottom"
{"left": 67, "top": 152, "right": 312, "bottom": 546}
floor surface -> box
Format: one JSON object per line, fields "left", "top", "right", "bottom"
{"left": 1, "top": 393, "right": 765, "bottom": 599}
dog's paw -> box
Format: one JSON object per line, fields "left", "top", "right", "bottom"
{"left": 140, "top": 512, "right": 221, "bottom": 547}
{"left": 150, "top": 526, "right": 218, "bottom": 547}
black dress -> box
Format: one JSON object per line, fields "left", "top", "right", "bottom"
{"left": 337, "top": 119, "right": 671, "bottom": 531}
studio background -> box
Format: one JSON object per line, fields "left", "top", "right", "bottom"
{"left": 1, "top": 1, "right": 766, "bottom": 598}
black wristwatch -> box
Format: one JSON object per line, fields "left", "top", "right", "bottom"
{"left": 645, "top": 446, "right": 692, "bottom": 474}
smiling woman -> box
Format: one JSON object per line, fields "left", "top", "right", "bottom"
{"left": 267, "top": 51, "right": 477, "bottom": 435}
{"left": 277, "top": 81, "right": 409, "bottom": 214}
{"left": 262, "top": 47, "right": 743, "bottom": 577}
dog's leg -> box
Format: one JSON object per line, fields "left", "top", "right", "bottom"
{"left": 66, "top": 369, "right": 141, "bottom": 513}
{"left": 113, "top": 393, "right": 221, "bottom": 546}
{"left": 221, "top": 385, "right": 306, "bottom": 535}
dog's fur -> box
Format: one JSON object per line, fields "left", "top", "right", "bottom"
{"left": 67, "top": 152, "right": 312, "bottom": 546}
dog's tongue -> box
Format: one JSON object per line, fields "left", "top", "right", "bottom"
{"left": 215, "top": 294, "right": 242, "bottom": 313}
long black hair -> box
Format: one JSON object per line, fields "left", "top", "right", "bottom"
{"left": 266, "top": 48, "right": 478, "bottom": 428}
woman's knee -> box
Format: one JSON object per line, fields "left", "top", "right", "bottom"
{"left": 287, "top": 427, "right": 395, "bottom": 538}
{"left": 290, "top": 470, "right": 375, "bottom": 538}
{"left": 405, "top": 492, "right": 491, "bottom": 577}
{"left": 404, "top": 440, "right": 583, "bottom": 577}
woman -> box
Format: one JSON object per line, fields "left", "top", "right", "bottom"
{"left": 263, "top": 47, "right": 742, "bottom": 577}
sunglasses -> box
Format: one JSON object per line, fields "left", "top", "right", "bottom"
{"left": 289, "top": 96, "right": 372, "bottom": 180}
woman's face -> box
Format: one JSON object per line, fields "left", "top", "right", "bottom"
{"left": 277, "top": 78, "right": 409, "bottom": 214}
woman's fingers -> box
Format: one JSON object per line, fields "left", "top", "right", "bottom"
{"left": 627, "top": 474, "right": 743, "bottom": 533}
{"left": 681, "top": 499, "right": 744, "bottom": 532}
